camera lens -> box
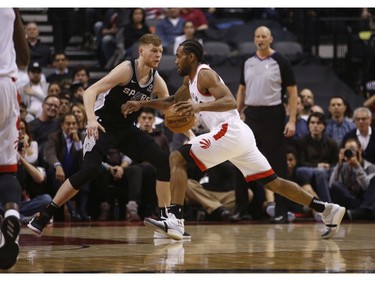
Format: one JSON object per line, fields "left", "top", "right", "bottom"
{"left": 18, "top": 141, "right": 24, "bottom": 151}
{"left": 344, "top": 149, "right": 353, "bottom": 158}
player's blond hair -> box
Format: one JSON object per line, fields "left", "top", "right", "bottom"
{"left": 139, "top": 33, "right": 162, "bottom": 47}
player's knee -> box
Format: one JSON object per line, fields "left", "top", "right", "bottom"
{"left": 140, "top": 162, "right": 156, "bottom": 176}
{"left": 70, "top": 162, "right": 102, "bottom": 189}
{"left": 264, "top": 177, "right": 281, "bottom": 192}
{"left": 85, "top": 162, "right": 102, "bottom": 177}
{"left": 155, "top": 165, "right": 170, "bottom": 182}
{"left": 150, "top": 154, "right": 170, "bottom": 181}
{"left": 0, "top": 173, "right": 22, "bottom": 204}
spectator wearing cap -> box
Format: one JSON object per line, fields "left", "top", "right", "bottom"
{"left": 16, "top": 61, "right": 48, "bottom": 89}
{"left": 18, "top": 62, "right": 49, "bottom": 118}
{"left": 69, "top": 81, "right": 85, "bottom": 104}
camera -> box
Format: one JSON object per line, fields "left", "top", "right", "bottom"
{"left": 344, "top": 149, "right": 355, "bottom": 158}
{"left": 17, "top": 140, "right": 24, "bottom": 151}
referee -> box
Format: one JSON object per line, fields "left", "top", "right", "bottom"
{"left": 236, "top": 26, "right": 298, "bottom": 222}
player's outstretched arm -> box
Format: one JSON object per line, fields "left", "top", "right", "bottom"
{"left": 121, "top": 76, "right": 191, "bottom": 117}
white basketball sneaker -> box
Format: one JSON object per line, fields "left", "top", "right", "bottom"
{"left": 321, "top": 203, "right": 346, "bottom": 239}
{"left": 153, "top": 231, "right": 191, "bottom": 240}
{"left": 144, "top": 211, "right": 184, "bottom": 240}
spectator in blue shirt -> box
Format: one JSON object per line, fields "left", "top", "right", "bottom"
{"left": 155, "top": 8, "right": 185, "bottom": 51}
{"left": 325, "top": 96, "right": 355, "bottom": 146}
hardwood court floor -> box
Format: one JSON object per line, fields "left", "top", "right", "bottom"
{"left": 1, "top": 220, "right": 375, "bottom": 274}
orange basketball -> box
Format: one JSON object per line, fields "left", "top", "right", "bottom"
{"left": 164, "top": 104, "right": 196, "bottom": 133}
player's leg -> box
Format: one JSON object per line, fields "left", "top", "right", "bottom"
{"left": 231, "top": 130, "right": 345, "bottom": 240}
{"left": 264, "top": 177, "right": 345, "bottom": 239}
{"left": 0, "top": 174, "right": 22, "bottom": 270}
{"left": 145, "top": 122, "right": 245, "bottom": 240}
{"left": 27, "top": 145, "right": 104, "bottom": 236}
{"left": 124, "top": 130, "right": 171, "bottom": 219}
{"left": 0, "top": 80, "right": 22, "bottom": 269}
{"left": 137, "top": 139, "right": 185, "bottom": 240}
{"left": 144, "top": 146, "right": 188, "bottom": 240}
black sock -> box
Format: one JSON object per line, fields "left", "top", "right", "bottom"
{"left": 45, "top": 201, "right": 60, "bottom": 217}
{"left": 309, "top": 197, "right": 325, "bottom": 213}
{"left": 159, "top": 206, "right": 170, "bottom": 219}
{"left": 170, "top": 204, "right": 183, "bottom": 219}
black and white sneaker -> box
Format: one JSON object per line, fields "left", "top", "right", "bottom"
{"left": 321, "top": 203, "right": 346, "bottom": 239}
{"left": 144, "top": 211, "right": 184, "bottom": 240}
{"left": 153, "top": 231, "right": 191, "bottom": 240}
{"left": 0, "top": 215, "right": 21, "bottom": 270}
{"left": 27, "top": 212, "right": 52, "bottom": 236}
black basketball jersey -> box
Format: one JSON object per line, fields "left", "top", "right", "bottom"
{"left": 94, "top": 60, "right": 157, "bottom": 129}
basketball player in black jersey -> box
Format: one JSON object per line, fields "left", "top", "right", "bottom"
{"left": 27, "top": 34, "right": 177, "bottom": 237}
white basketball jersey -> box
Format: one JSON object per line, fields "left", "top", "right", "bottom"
{"left": 0, "top": 8, "right": 17, "bottom": 78}
{"left": 0, "top": 8, "right": 19, "bottom": 172}
{"left": 188, "top": 64, "right": 240, "bottom": 131}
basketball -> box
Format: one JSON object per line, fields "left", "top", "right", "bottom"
{"left": 164, "top": 104, "right": 196, "bottom": 133}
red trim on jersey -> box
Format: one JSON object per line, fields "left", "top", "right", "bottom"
{"left": 189, "top": 150, "right": 207, "bottom": 172}
{"left": 245, "top": 169, "right": 275, "bottom": 182}
{"left": 16, "top": 89, "right": 20, "bottom": 130}
{"left": 213, "top": 123, "right": 228, "bottom": 140}
{"left": 0, "top": 164, "right": 18, "bottom": 173}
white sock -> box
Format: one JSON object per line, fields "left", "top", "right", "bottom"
{"left": 4, "top": 209, "right": 20, "bottom": 220}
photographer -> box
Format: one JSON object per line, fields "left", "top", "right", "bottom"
{"left": 329, "top": 138, "right": 375, "bottom": 220}
{"left": 17, "top": 119, "right": 47, "bottom": 198}
{"left": 1, "top": 126, "right": 51, "bottom": 224}
{"left": 15, "top": 153, "right": 52, "bottom": 224}
{"left": 18, "top": 118, "right": 39, "bottom": 166}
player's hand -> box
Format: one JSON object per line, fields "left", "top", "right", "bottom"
{"left": 173, "top": 101, "right": 197, "bottom": 115}
{"left": 86, "top": 119, "right": 106, "bottom": 141}
{"left": 121, "top": 101, "right": 141, "bottom": 118}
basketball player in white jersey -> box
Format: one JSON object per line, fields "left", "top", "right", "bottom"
{"left": 0, "top": 8, "right": 30, "bottom": 269}
{"left": 121, "top": 39, "right": 346, "bottom": 241}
